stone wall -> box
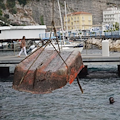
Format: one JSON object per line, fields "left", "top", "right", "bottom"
{"left": 87, "top": 38, "right": 120, "bottom": 52}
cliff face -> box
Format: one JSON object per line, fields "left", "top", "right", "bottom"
{"left": 1, "top": 0, "right": 120, "bottom": 26}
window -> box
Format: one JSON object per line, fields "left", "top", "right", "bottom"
{"left": 68, "top": 18, "right": 70, "bottom": 22}
{"left": 82, "top": 16, "right": 84, "bottom": 20}
{"left": 88, "top": 16, "right": 91, "bottom": 21}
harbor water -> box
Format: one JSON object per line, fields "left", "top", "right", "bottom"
{"left": 0, "top": 49, "right": 120, "bottom": 120}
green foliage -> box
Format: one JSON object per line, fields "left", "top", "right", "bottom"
{"left": 18, "top": 0, "right": 27, "bottom": 6}
{"left": 92, "top": 32, "right": 95, "bottom": 34}
{"left": 105, "top": 22, "right": 120, "bottom": 32}
{"left": 0, "top": 9, "right": 2, "bottom": 16}
{"left": 0, "top": 0, "right": 4, "bottom": 2}
{"left": 4, "top": 14, "right": 9, "bottom": 19}
{"left": 109, "top": 29, "right": 112, "bottom": 32}
{"left": 60, "top": 2, "right": 64, "bottom": 7}
{"left": 0, "top": 16, "right": 10, "bottom": 26}
{"left": 114, "top": 22, "right": 119, "bottom": 31}
{"left": 9, "top": 8, "right": 17, "bottom": 14}
{"left": 10, "top": 22, "right": 20, "bottom": 26}
{"left": 24, "top": 13, "right": 28, "bottom": 16}
{"left": 0, "top": 2, "right": 5, "bottom": 10}
{"left": 6, "top": 0, "right": 16, "bottom": 8}
{"left": 0, "top": 0, "right": 4, "bottom": 5}
{"left": 0, "top": 22, "right": 8, "bottom": 26}
{"left": 10, "top": 22, "right": 26, "bottom": 26}
{"left": 40, "top": 15, "right": 44, "bottom": 25}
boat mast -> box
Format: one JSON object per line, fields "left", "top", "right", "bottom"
{"left": 57, "top": 0, "right": 65, "bottom": 45}
{"left": 64, "top": 1, "right": 68, "bottom": 38}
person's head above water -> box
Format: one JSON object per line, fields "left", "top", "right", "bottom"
{"left": 109, "top": 97, "right": 115, "bottom": 104}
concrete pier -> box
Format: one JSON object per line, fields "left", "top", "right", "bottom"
{"left": 82, "top": 54, "right": 120, "bottom": 65}
{"left": 0, "top": 52, "right": 120, "bottom": 77}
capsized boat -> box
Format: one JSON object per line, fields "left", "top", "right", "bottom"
{"left": 13, "top": 48, "right": 84, "bottom": 94}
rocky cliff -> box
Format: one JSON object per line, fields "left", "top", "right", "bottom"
{"left": 1, "top": 0, "right": 120, "bottom": 27}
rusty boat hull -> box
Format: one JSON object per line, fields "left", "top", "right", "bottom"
{"left": 13, "top": 48, "right": 84, "bottom": 94}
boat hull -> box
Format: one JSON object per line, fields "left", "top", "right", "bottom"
{"left": 13, "top": 48, "right": 84, "bottom": 94}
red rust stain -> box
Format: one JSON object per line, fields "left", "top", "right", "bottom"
{"left": 65, "top": 66, "right": 68, "bottom": 69}
{"left": 13, "top": 49, "right": 85, "bottom": 94}
{"left": 69, "top": 65, "right": 85, "bottom": 84}
{"left": 71, "top": 68, "right": 75, "bottom": 75}
{"left": 78, "top": 64, "right": 85, "bottom": 71}
{"left": 69, "top": 75, "right": 74, "bottom": 84}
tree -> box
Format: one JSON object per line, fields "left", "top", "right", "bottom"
{"left": 114, "top": 22, "right": 119, "bottom": 31}
{"left": 40, "top": 15, "right": 44, "bottom": 25}
{"left": 18, "top": 0, "right": 27, "bottom": 6}
{"left": 0, "top": 9, "right": 2, "bottom": 16}
{"left": 6, "top": 0, "right": 15, "bottom": 8}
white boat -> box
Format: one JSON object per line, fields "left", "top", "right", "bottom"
{"left": 27, "top": 39, "right": 83, "bottom": 54}
{"left": 45, "top": 40, "right": 83, "bottom": 52}
{"left": 0, "top": 42, "right": 8, "bottom": 49}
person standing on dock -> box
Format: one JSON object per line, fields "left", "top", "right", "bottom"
{"left": 18, "top": 36, "right": 28, "bottom": 57}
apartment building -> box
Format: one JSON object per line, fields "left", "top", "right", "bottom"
{"left": 103, "top": 7, "right": 120, "bottom": 24}
{"left": 64, "top": 11, "right": 92, "bottom": 31}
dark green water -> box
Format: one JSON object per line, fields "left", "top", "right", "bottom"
{"left": 0, "top": 64, "right": 120, "bottom": 120}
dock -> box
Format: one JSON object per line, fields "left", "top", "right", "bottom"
{"left": 0, "top": 53, "right": 120, "bottom": 65}
{"left": 82, "top": 54, "right": 120, "bottom": 65}
{"left": 0, "top": 51, "right": 120, "bottom": 77}
{"left": 0, "top": 55, "right": 23, "bottom": 65}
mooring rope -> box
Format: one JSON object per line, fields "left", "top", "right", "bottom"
{"left": 18, "top": 0, "right": 69, "bottom": 85}
{"left": 19, "top": 40, "right": 51, "bottom": 85}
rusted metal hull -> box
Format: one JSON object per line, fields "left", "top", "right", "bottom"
{"left": 13, "top": 48, "right": 84, "bottom": 94}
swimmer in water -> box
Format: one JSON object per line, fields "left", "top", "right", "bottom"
{"left": 109, "top": 97, "right": 115, "bottom": 104}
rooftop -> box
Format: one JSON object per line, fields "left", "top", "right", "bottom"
{"left": 0, "top": 25, "right": 46, "bottom": 30}
{"left": 67, "top": 11, "right": 91, "bottom": 16}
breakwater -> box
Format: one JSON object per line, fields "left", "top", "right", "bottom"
{"left": 86, "top": 38, "right": 120, "bottom": 52}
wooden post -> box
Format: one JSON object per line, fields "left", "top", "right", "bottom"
{"left": 118, "top": 65, "right": 120, "bottom": 76}
{"left": 78, "top": 65, "right": 88, "bottom": 78}
{"left": 0, "top": 67, "right": 10, "bottom": 78}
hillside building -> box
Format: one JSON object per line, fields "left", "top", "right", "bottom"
{"left": 64, "top": 12, "right": 93, "bottom": 31}
{"left": 103, "top": 7, "right": 120, "bottom": 25}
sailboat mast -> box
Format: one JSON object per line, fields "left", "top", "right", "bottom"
{"left": 64, "top": 1, "right": 68, "bottom": 37}
{"left": 57, "top": 0, "right": 65, "bottom": 44}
